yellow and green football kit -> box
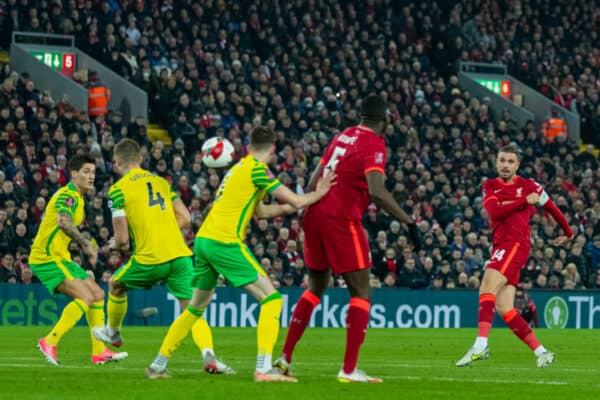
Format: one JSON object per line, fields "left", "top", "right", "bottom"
{"left": 108, "top": 168, "right": 193, "bottom": 299}
{"left": 193, "top": 155, "right": 281, "bottom": 289}
{"left": 29, "top": 182, "right": 89, "bottom": 294}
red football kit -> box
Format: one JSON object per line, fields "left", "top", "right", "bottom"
{"left": 482, "top": 176, "right": 572, "bottom": 285}
{"left": 303, "top": 125, "right": 386, "bottom": 274}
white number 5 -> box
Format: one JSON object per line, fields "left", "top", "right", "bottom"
{"left": 323, "top": 146, "right": 346, "bottom": 174}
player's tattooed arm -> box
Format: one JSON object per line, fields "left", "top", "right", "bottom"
{"left": 57, "top": 212, "right": 90, "bottom": 248}
{"left": 58, "top": 212, "right": 98, "bottom": 265}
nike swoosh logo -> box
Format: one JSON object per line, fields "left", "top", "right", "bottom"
{"left": 494, "top": 189, "right": 502, "bottom": 193}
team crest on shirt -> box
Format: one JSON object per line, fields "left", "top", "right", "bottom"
{"left": 65, "top": 197, "right": 74, "bottom": 207}
{"left": 375, "top": 152, "right": 384, "bottom": 164}
{"left": 516, "top": 187, "right": 522, "bottom": 198}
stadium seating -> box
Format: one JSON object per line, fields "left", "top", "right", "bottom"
{"left": 0, "top": 0, "right": 598, "bottom": 290}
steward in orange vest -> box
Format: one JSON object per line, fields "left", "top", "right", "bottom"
{"left": 87, "top": 71, "right": 111, "bottom": 117}
{"left": 541, "top": 116, "right": 567, "bottom": 143}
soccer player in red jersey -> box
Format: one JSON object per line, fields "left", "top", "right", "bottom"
{"left": 274, "top": 95, "right": 421, "bottom": 382}
{"left": 456, "top": 143, "right": 573, "bottom": 368}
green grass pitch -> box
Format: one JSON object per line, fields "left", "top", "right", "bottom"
{"left": 0, "top": 327, "right": 597, "bottom": 400}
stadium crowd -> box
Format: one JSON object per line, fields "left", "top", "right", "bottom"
{"left": 1, "top": 0, "right": 600, "bottom": 291}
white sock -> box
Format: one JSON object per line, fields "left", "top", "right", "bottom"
{"left": 473, "top": 336, "right": 488, "bottom": 351}
{"left": 256, "top": 354, "right": 272, "bottom": 373}
{"left": 151, "top": 353, "right": 169, "bottom": 371}
{"left": 534, "top": 345, "right": 547, "bottom": 357}
{"left": 202, "top": 348, "right": 214, "bottom": 359}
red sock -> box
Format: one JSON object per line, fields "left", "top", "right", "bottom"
{"left": 281, "top": 290, "right": 320, "bottom": 363}
{"left": 503, "top": 309, "right": 541, "bottom": 351}
{"left": 343, "top": 297, "right": 370, "bottom": 374}
{"left": 477, "top": 293, "right": 496, "bottom": 338}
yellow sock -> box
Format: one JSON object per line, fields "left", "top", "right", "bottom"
{"left": 256, "top": 292, "right": 283, "bottom": 372}
{"left": 191, "top": 317, "right": 213, "bottom": 355}
{"left": 107, "top": 293, "right": 127, "bottom": 331}
{"left": 159, "top": 305, "right": 203, "bottom": 358}
{"left": 45, "top": 299, "right": 89, "bottom": 346}
{"left": 86, "top": 301, "right": 106, "bottom": 356}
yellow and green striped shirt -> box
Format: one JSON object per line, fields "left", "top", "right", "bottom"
{"left": 108, "top": 167, "right": 192, "bottom": 264}
{"left": 197, "top": 155, "right": 281, "bottom": 243}
{"left": 30, "top": 182, "right": 84, "bottom": 264}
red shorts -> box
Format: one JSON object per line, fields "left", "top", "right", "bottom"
{"left": 486, "top": 242, "right": 529, "bottom": 286}
{"left": 302, "top": 216, "right": 372, "bottom": 274}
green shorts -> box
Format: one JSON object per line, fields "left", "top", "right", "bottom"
{"left": 113, "top": 256, "right": 193, "bottom": 300}
{"left": 30, "top": 258, "right": 90, "bottom": 294}
{"left": 192, "top": 237, "right": 266, "bottom": 290}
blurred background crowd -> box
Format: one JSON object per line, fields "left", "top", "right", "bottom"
{"left": 1, "top": 0, "right": 599, "bottom": 291}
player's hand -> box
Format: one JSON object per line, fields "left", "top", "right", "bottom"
{"left": 407, "top": 222, "right": 422, "bottom": 252}
{"left": 106, "top": 237, "right": 116, "bottom": 249}
{"left": 315, "top": 171, "right": 336, "bottom": 197}
{"left": 84, "top": 243, "right": 98, "bottom": 266}
{"left": 526, "top": 192, "right": 540, "bottom": 205}
{"left": 552, "top": 235, "right": 573, "bottom": 246}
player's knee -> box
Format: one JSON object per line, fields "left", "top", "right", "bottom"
{"left": 109, "top": 278, "right": 126, "bottom": 296}
{"left": 93, "top": 288, "right": 105, "bottom": 303}
{"left": 79, "top": 293, "right": 96, "bottom": 307}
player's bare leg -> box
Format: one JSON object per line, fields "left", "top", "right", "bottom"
{"left": 276, "top": 268, "right": 331, "bottom": 376}
{"left": 456, "top": 269, "right": 505, "bottom": 367}
{"left": 336, "top": 269, "right": 382, "bottom": 383}
{"left": 496, "top": 285, "right": 554, "bottom": 367}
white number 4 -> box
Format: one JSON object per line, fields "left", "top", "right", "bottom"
{"left": 323, "top": 146, "right": 346, "bottom": 174}
{"left": 491, "top": 249, "right": 506, "bottom": 262}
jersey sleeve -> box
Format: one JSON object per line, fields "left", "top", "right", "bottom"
{"left": 528, "top": 179, "right": 573, "bottom": 236}
{"left": 528, "top": 179, "right": 549, "bottom": 205}
{"left": 108, "top": 185, "right": 126, "bottom": 218}
{"left": 169, "top": 185, "right": 178, "bottom": 201}
{"left": 362, "top": 137, "right": 386, "bottom": 175}
{"left": 482, "top": 179, "right": 527, "bottom": 220}
{"left": 252, "top": 164, "right": 281, "bottom": 193}
{"left": 55, "top": 190, "right": 79, "bottom": 217}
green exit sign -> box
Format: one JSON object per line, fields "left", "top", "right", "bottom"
{"left": 476, "top": 78, "right": 511, "bottom": 97}
{"left": 29, "top": 51, "right": 76, "bottom": 77}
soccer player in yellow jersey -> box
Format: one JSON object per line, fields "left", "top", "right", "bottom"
{"left": 146, "top": 126, "right": 334, "bottom": 382}
{"left": 93, "top": 139, "right": 234, "bottom": 374}
{"left": 30, "top": 154, "right": 127, "bottom": 365}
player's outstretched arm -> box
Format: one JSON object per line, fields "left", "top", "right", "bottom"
{"left": 366, "top": 171, "right": 420, "bottom": 250}
{"left": 271, "top": 171, "right": 335, "bottom": 209}
{"left": 254, "top": 202, "right": 297, "bottom": 219}
{"left": 535, "top": 187, "right": 574, "bottom": 244}
{"left": 58, "top": 212, "right": 97, "bottom": 265}
{"left": 172, "top": 198, "right": 192, "bottom": 229}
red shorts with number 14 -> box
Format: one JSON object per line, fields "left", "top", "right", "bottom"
{"left": 302, "top": 216, "right": 372, "bottom": 274}
{"left": 486, "top": 242, "right": 530, "bottom": 286}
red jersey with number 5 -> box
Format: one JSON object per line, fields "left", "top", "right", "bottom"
{"left": 304, "top": 126, "right": 386, "bottom": 220}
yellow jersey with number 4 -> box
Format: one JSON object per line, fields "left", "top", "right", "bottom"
{"left": 197, "top": 155, "right": 281, "bottom": 243}
{"left": 30, "top": 182, "right": 85, "bottom": 264}
{"left": 108, "top": 167, "right": 191, "bottom": 264}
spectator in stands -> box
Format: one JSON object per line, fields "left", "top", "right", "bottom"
{"left": 1, "top": 0, "right": 599, "bottom": 292}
